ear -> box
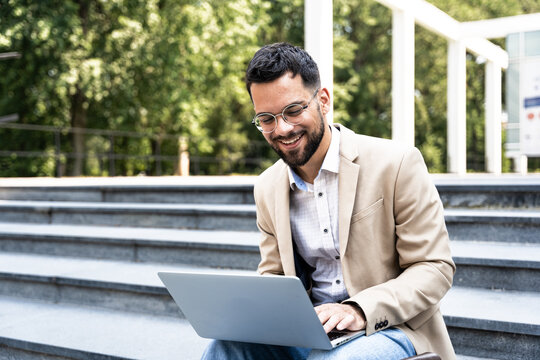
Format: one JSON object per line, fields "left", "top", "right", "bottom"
{"left": 318, "top": 88, "right": 331, "bottom": 115}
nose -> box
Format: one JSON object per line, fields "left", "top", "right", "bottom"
{"left": 274, "top": 114, "right": 294, "bottom": 135}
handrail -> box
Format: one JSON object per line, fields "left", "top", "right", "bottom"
{"left": 0, "top": 122, "right": 183, "bottom": 141}
{"left": 0, "top": 122, "right": 272, "bottom": 177}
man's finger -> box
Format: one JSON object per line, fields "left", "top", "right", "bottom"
{"left": 316, "top": 310, "right": 331, "bottom": 325}
{"left": 314, "top": 303, "right": 366, "bottom": 332}
{"left": 314, "top": 303, "right": 332, "bottom": 314}
{"left": 336, "top": 314, "right": 355, "bottom": 331}
{"left": 323, "top": 314, "right": 345, "bottom": 333}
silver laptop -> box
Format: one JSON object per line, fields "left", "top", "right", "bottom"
{"left": 158, "top": 271, "right": 365, "bottom": 350}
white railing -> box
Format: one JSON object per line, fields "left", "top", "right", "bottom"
{"left": 304, "top": 0, "right": 540, "bottom": 174}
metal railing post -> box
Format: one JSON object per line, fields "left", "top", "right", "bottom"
{"left": 156, "top": 138, "right": 162, "bottom": 176}
{"left": 55, "top": 129, "right": 62, "bottom": 177}
{"left": 109, "top": 135, "right": 115, "bottom": 176}
{"left": 177, "top": 136, "right": 190, "bottom": 176}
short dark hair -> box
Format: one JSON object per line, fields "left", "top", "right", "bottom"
{"left": 245, "top": 42, "right": 320, "bottom": 99}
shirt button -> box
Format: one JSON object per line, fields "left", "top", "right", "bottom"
{"left": 318, "top": 192, "right": 323, "bottom": 197}
{"left": 323, "top": 228, "right": 328, "bottom": 233}
{"left": 335, "top": 255, "right": 340, "bottom": 260}
{"left": 336, "top": 279, "right": 341, "bottom": 284}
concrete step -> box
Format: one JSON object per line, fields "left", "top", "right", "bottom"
{"left": 441, "top": 287, "right": 540, "bottom": 360}
{"left": 0, "top": 252, "right": 251, "bottom": 317}
{"left": 1, "top": 201, "right": 540, "bottom": 242}
{"left": 434, "top": 177, "right": 540, "bottom": 209}
{"left": 0, "top": 296, "right": 499, "bottom": 360}
{"left": 0, "top": 184, "right": 255, "bottom": 205}
{"left": 445, "top": 208, "right": 540, "bottom": 243}
{"left": 1, "top": 175, "right": 540, "bottom": 209}
{"left": 0, "top": 200, "right": 259, "bottom": 231}
{"left": 0, "top": 175, "right": 537, "bottom": 360}
{"left": 0, "top": 176, "right": 257, "bottom": 204}
{"left": 0, "top": 296, "right": 210, "bottom": 360}
{"left": 0, "top": 223, "right": 260, "bottom": 269}
{"left": 2, "top": 224, "right": 538, "bottom": 292}
{"left": 0, "top": 271, "right": 537, "bottom": 360}
{"left": 450, "top": 240, "right": 540, "bottom": 292}
{"left": 1, "top": 252, "right": 538, "bottom": 339}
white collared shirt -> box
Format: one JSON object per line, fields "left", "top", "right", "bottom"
{"left": 288, "top": 125, "right": 348, "bottom": 305}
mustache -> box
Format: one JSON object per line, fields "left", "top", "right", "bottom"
{"left": 270, "top": 130, "right": 304, "bottom": 142}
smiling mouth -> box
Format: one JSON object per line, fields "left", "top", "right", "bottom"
{"left": 280, "top": 134, "right": 302, "bottom": 145}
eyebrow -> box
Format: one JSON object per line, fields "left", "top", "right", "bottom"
{"left": 255, "top": 98, "right": 307, "bottom": 116}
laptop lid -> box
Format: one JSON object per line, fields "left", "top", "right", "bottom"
{"left": 158, "top": 271, "right": 363, "bottom": 350}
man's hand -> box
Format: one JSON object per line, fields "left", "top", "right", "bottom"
{"left": 314, "top": 303, "right": 366, "bottom": 333}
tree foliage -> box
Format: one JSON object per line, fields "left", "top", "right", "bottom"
{"left": 0, "top": 0, "right": 538, "bottom": 176}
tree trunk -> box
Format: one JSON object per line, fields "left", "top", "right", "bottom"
{"left": 70, "top": 0, "right": 89, "bottom": 176}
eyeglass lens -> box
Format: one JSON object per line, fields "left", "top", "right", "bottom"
{"left": 255, "top": 104, "right": 305, "bottom": 132}
{"left": 253, "top": 87, "right": 319, "bottom": 133}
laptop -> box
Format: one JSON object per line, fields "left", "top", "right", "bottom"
{"left": 158, "top": 271, "right": 365, "bottom": 350}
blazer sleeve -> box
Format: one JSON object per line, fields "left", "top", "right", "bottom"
{"left": 346, "top": 147, "right": 456, "bottom": 335}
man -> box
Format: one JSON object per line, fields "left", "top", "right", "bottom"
{"left": 202, "top": 42, "right": 456, "bottom": 360}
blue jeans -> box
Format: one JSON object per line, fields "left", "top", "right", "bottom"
{"left": 201, "top": 327, "right": 416, "bottom": 360}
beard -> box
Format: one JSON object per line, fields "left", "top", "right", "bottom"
{"left": 269, "top": 109, "right": 326, "bottom": 169}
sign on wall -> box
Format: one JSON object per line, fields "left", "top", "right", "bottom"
{"left": 520, "top": 58, "right": 540, "bottom": 156}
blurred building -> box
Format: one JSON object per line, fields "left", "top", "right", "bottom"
{"left": 506, "top": 30, "right": 540, "bottom": 172}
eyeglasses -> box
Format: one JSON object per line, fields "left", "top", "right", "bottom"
{"left": 252, "top": 88, "right": 320, "bottom": 133}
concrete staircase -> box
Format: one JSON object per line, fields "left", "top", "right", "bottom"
{"left": 0, "top": 176, "right": 538, "bottom": 360}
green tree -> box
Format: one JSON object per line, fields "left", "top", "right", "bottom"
{"left": 1, "top": 0, "right": 539, "bottom": 176}
{"left": 0, "top": 0, "right": 271, "bottom": 176}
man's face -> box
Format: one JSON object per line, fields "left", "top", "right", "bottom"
{"left": 250, "top": 73, "right": 327, "bottom": 168}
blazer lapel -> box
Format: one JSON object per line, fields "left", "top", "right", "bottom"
{"left": 273, "top": 165, "right": 296, "bottom": 276}
{"left": 336, "top": 125, "right": 360, "bottom": 256}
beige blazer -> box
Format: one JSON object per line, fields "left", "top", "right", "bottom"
{"left": 254, "top": 124, "right": 456, "bottom": 359}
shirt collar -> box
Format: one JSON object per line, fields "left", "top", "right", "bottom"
{"left": 288, "top": 125, "right": 341, "bottom": 191}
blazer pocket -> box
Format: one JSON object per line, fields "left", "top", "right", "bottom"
{"left": 351, "top": 197, "right": 384, "bottom": 224}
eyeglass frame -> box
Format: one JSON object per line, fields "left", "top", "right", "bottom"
{"left": 251, "top": 87, "right": 320, "bottom": 133}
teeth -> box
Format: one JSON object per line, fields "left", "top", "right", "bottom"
{"left": 281, "top": 135, "right": 301, "bottom": 145}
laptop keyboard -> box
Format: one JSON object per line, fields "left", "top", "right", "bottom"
{"left": 327, "top": 330, "right": 350, "bottom": 341}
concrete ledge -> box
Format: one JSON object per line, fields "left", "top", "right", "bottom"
{"left": 0, "top": 275, "right": 179, "bottom": 318}
{"left": 0, "top": 290, "right": 536, "bottom": 360}
{"left": 1, "top": 201, "right": 539, "bottom": 235}
{"left": 0, "top": 253, "right": 252, "bottom": 316}
{"left": 0, "top": 337, "right": 110, "bottom": 360}
{"left": 0, "top": 296, "right": 210, "bottom": 360}
{"left": 451, "top": 240, "right": 540, "bottom": 291}
{"left": 0, "top": 201, "right": 258, "bottom": 231}
{"left": 445, "top": 209, "right": 540, "bottom": 243}
{"left": 446, "top": 315, "right": 540, "bottom": 336}
{"left": 0, "top": 184, "right": 255, "bottom": 204}
{"left": 0, "top": 343, "right": 75, "bottom": 360}
{"left": 448, "top": 327, "right": 539, "bottom": 360}
{"left": 2, "top": 175, "right": 539, "bottom": 209}
{"left": 441, "top": 287, "right": 540, "bottom": 336}
{"left": 453, "top": 264, "right": 539, "bottom": 292}
{"left": 1, "top": 253, "right": 538, "bottom": 340}
{"left": 0, "top": 223, "right": 260, "bottom": 248}
{"left": 0, "top": 223, "right": 260, "bottom": 268}
{"left": 445, "top": 209, "right": 540, "bottom": 224}
{"left": 451, "top": 241, "right": 540, "bottom": 268}
{"left": 0, "top": 200, "right": 256, "bottom": 215}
